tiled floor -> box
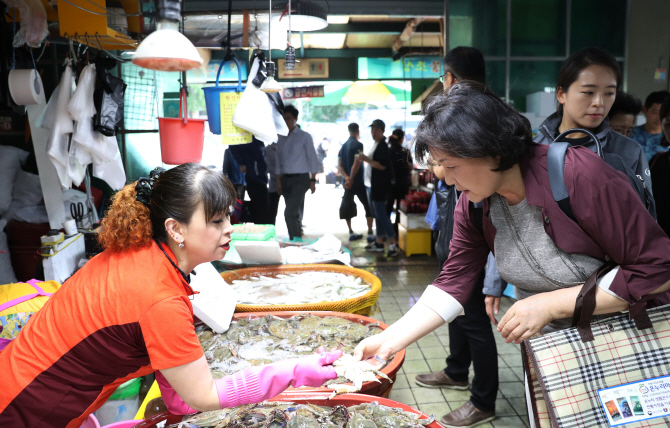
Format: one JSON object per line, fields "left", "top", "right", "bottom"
{"left": 363, "top": 265, "right": 531, "bottom": 428}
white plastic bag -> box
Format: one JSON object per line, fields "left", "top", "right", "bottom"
{"left": 5, "top": 0, "right": 49, "bottom": 48}
{"left": 93, "top": 150, "right": 126, "bottom": 190}
{"left": 46, "top": 66, "right": 75, "bottom": 190}
{"left": 232, "top": 57, "right": 279, "bottom": 144}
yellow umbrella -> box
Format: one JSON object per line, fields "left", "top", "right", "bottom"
{"left": 342, "top": 81, "right": 401, "bottom": 105}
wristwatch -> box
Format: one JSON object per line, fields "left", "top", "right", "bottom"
{"left": 310, "top": 178, "right": 316, "bottom": 182}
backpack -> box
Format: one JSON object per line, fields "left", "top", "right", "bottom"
{"left": 547, "top": 128, "right": 655, "bottom": 222}
{"left": 472, "top": 128, "right": 655, "bottom": 231}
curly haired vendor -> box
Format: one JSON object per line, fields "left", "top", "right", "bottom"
{"left": 0, "top": 164, "right": 341, "bottom": 427}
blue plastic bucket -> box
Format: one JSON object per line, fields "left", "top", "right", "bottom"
{"left": 202, "top": 57, "right": 245, "bottom": 135}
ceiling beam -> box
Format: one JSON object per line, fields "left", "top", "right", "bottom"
{"left": 183, "top": 0, "right": 446, "bottom": 16}
{"left": 316, "top": 22, "right": 440, "bottom": 34}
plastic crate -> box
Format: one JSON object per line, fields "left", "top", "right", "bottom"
{"left": 230, "top": 224, "right": 275, "bottom": 241}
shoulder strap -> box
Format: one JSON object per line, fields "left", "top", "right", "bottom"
{"left": 547, "top": 142, "right": 576, "bottom": 222}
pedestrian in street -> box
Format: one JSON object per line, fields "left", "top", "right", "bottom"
{"left": 386, "top": 128, "right": 412, "bottom": 236}
{"left": 607, "top": 91, "right": 642, "bottom": 138}
{"left": 357, "top": 119, "right": 399, "bottom": 257}
{"left": 630, "top": 90, "right": 670, "bottom": 161}
{"left": 228, "top": 137, "right": 270, "bottom": 225}
{"left": 413, "top": 46, "right": 500, "bottom": 428}
{"left": 338, "top": 122, "right": 374, "bottom": 241}
{"left": 275, "top": 105, "right": 321, "bottom": 241}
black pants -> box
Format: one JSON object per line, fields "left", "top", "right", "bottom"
{"left": 444, "top": 270, "right": 499, "bottom": 413}
{"left": 268, "top": 191, "right": 281, "bottom": 226}
{"left": 246, "top": 179, "right": 271, "bottom": 224}
{"left": 281, "top": 173, "right": 310, "bottom": 239}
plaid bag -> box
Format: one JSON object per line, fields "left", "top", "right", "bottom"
{"left": 522, "top": 263, "right": 670, "bottom": 428}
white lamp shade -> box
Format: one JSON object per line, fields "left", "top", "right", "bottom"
{"left": 260, "top": 77, "right": 282, "bottom": 93}
{"left": 133, "top": 28, "right": 203, "bottom": 71}
{"left": 289, "top": 15, "right": 328, "bottom": 31}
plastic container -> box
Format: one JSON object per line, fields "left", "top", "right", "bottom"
{"left": 202, "top": 57, "right": 245, "bottom": 135}
{"left": 94, "top": 378, "right": 142, "bottom": 426}
{"left": 230, "top": 224, "right": 275, "bottom": 241}
{"left": 100, "top": 421, "right": 144, "bottom": 428}
{"left": 229, "top": 311, "right": 405, "bottom": 398}
{"left": 220, "top": 264, "right": 382, "bottom": 315}
{"left": 158, "top": 90, "right": 206, "bottom": 165}
{"left": 398, "top": 224, "right": 432, "bottom": 256}
{"left": 129, "top": 393, "right": 442, "bottom": 428}
{"left": 399, "top": 210, "right": 431, "bottom": 230}
{"left": 79, "top": 414, "right": 100, "bottom": 428}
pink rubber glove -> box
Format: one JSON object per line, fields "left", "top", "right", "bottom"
{"left": 155, "top": 371, "right": 197, "bottom": 415}
{"left": 215, "top": 347, "right": 342, "bottom": 409}
{"left": 155, "top": 348, "right": 342, "bottom": 414}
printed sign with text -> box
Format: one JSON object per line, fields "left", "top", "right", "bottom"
{"left": 598, "top": 374, "right": 670, "bottom": 426}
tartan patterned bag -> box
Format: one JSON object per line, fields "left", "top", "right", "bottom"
{"left": 521, "top": 263, "right": 670, "bottom": 428}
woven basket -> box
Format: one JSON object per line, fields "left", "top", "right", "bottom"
{"left": 220, "top": 264, "right": 381, "bottom": 315}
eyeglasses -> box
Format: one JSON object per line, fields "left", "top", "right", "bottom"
{"left": 439, "top": 73, "right": 446, "bottom": 83}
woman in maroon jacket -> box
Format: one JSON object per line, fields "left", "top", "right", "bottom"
{"left": 355, "top": 81, "right": 670, "bottom": 362}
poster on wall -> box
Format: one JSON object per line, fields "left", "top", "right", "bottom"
{"left": 220, "top": 92, "right": 252, "bottom": 145}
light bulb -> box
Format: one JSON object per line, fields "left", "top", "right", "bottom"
{"left": 260, "top": 76, "right": 282, "bottom": 93}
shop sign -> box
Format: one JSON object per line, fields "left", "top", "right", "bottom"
{"left": 220, "top": 92, "right": 252, "bottom": 145}
{"left": 358, "top": 56, "right": 442, "bottom": 80}
{"left": 282, "top": 86, "right": 325, "bottom": 99}
{"left": 187, "top": 60, "right": 248, "bottom": 84}
{"left": 277, "top": 59, "right": 329, "bottom": 79}
{"left": 598, "top": 374, "right": 670, "bottom": 426}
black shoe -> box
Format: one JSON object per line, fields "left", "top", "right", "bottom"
{"left": 365, "top": 242, "right": 384, "bottom": 252}
{"left": 349, "top": 233, "right": 363, "bottom": 241}
{"left": 387, "top": 243, "right": 399, "bottom": 257}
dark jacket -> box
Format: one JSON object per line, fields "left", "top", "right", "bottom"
{"left": 534, "top": 111, "right": 655, "bottom": 218}
{"left": 369, "top": 140, "right": 391, "bottom": 201}
{"left": 228, "top": 138, "right": 268, "bottom": 185}
{"left": 650, "top": 151, "right": 670, "bottom": 238}
{"left": 389, "top": 143, "right": 412, "bottom": 194}
{"left": 432, "top": 143, "right": 670, "bottom": 314}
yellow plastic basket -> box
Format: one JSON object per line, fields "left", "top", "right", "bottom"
{"left": 220, "top": 264, "right": 381, "bottom": 315}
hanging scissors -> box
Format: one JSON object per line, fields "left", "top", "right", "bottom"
{"left": 70, "top": 202, "right": 85, "bottom": 228}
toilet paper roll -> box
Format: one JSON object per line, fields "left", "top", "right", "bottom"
{"left": 8, "top": 69, "right": 44, "bottom": 106}
{"left": 63, "top": 219, "right": 78, "bottom": 236}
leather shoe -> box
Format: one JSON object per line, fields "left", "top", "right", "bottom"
{"left": 440, "top": 401, "right": 496, "bottom": 428}
{"left": 414, "top": 371, "right": 469, "bottom": 390}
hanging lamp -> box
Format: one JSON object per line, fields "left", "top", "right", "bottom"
{"left": 260, "top": 0, "right": 282, "bottom": 93}
{"left": 133, "top": 0, "right": 203, "bottom": 71}
{"left": 287, "top": 0, "right": 327, "bottom": 31}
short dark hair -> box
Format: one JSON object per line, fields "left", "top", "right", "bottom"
{"left": 608, "top": 91, "right": 642, "bottom": 119}
{"left": 348, "top": 122, "right": 359, "bottom": 133}
{"left": 556, "top": 47, "right": 621, "bottom": 112}
{"left": 392, "top": 128, "right": 405, "bottom": 138}
{"left": 444, "top": 46, "right": 486, "bottom": 84}
{"left": 644, "top": 91, "right": 670, "bottom": 109}
{"left": 414, "top": 81, "right": 532, "bottom": 172}
{"left": 660, "top": 96, "right": 670, "bottom": 123}
{"left": 283, "top": 105, "right": 299, "bottom": 120}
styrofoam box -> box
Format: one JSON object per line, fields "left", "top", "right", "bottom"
{"left": 399, "top": 210, "right": 431, "bottom": 230}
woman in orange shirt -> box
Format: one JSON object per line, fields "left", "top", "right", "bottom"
{"left": 0, "top": 163, "right": 340, "bottom": 428}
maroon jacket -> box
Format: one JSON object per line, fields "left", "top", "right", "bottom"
{"left": 433, "top": 143, "right": 670, "bottom": 314}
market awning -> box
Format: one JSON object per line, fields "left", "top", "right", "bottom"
{"left": 310, "top": 81, "right": 411, "bottom": 106}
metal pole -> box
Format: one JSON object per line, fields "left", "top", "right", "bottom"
{"left": 565, "top": 0, "right": 571, "bottom": 58}
{"left": 443, "top": 0, "right": 449, "bottom": 54}
{"left": 505, "top": 0, "right": 511, "bottom": 102}
{"left": 622, "top": 0, "right": 631, "bottom": 91}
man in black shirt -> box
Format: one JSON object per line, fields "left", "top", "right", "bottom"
{"left": 338, "top": 123, "right": 373, "bottom": 240}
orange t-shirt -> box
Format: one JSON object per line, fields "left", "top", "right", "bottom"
{"left": 0, "top": 241, "right": 204, "bottom": 428}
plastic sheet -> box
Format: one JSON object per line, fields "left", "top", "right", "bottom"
{"left": 6, "top": 0, "right": 48, "bottom": 48}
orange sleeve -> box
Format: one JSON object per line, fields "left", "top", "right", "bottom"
{"left": 139, "top": 295, "right": 204, "bottom": 370}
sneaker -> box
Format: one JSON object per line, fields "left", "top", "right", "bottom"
{"left": 366, "top": 234, "right": 376, "bottom": 243}
{"left": 414, "top": 371, "right": 469, "bottom": 390}
{"left": 439, "top": 401, "right": 495, "bottom": 428}
{"left": 387, "top": 243, "right": 399, "bottom": 257}
{"left": 349, "top": 233, "right": 363, "bottom": 241}
{"left": 365, "top": 242, "right": 384, "bottom": 252}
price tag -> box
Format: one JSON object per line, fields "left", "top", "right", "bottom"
{"left": 598, "top": 374, "right": 670, "bottom": 426}
{"left": 220, "top": 92, "right": 252, "bottom": 145}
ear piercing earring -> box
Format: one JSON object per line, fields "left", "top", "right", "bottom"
{"left": 179, "top": 242, "right": 184, "bottom": 248}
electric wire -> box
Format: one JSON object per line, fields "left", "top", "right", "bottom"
{"left": 59, "top": 0, "right": 143, "bottom": 17}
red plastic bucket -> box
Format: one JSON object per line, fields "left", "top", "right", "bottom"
{"left": 128, "top": 393, "right": 442, "bottom": 428}
{"left": 158, "top": 89, "right": 206, "bottom": 165}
